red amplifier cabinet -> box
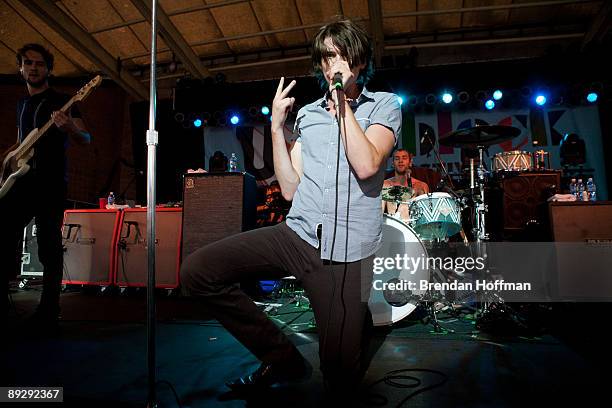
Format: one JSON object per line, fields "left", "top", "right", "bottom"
{"left": 114, "top": 207, "right": 182, "bottom": 288}
{"left": 62, "top": 209, "right": 121, "bottom": 286}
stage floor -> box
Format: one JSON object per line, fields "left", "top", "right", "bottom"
{"left": 3, "top": 281, "right": 611, "bottom": 407}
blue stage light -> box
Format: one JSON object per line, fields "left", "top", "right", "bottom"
{"left": 442, "top": 93, "right": 453, "bottom": 104}
{"left": 586, "top": 92, "right": 598, "bottom": 103}
{"left": 261, "top": 106, "right": 270, "bottom": 115}
{"left": 493, "top": 90, "right": 503, "bottom": 100}
{"left": 397, "top": 95, "right": 404, "bottom": 105}
{"left": 193, "top": 118, "right": 202, "bottom": 128}
{"left": 535, "top": 95, "right": 547, "bottom": 106}
{"left": 230, "top": 115, "right": 240, "bottom": 125}
{"left": 485, "top": 100, "right": 495, "bottom": 110}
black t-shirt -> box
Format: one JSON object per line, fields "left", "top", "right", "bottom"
{"left": 16, "top": 88, "right": 81, "bottom": 184}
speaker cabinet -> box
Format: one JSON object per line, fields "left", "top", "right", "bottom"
{"left": 502, "top": 172, "right": 560, "bottom": 231}
{"left": 114, "top": 208, "right": 182, "bottom": 288}
{"left": 550, "top": 201, "right": 612, "bottom": 242}
{"left": 181, "top": 172, "right": 256, "bottom": 261}
{"left": 21, "top": 219, "right": 43, "bottom": 278}
{"left": 62, "top": 210, "right": 121, "bottom": 286}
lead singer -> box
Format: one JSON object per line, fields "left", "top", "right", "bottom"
{"left": 180, "top": 18, "right": 401, "bottom": 397}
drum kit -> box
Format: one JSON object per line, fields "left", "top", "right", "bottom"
{"left": 371, "top": 124, "right": 531, "bottom": 331}
{"left": 261, "top": 125, "right": 539, "bottom": 333}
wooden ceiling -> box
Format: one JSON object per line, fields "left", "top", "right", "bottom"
{"left": 1, "top": 0, "right": 609, "bottom": 99}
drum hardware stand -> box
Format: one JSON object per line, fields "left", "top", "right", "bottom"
{"left": 418, "top": 241, "right": 461, "bottom": 333}
{"left": 467, "top": 146, "right": 489, "bottom": 243}
{"left": 422, "top": 129, "right": 456, "bottom": 190}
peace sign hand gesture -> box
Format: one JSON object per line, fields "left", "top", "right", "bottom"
{"left": 271, "top": 77, "right": 296, "bottom": 134}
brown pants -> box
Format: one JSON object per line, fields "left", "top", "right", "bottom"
{"left": 180, "top": 222, "right": 374, "bottom": 390}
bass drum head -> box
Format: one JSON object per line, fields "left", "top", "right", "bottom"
{"left": 369, "top": 215, "right": 429, "bottom": 326}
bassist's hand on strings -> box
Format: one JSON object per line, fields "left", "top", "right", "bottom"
{"left": 51, "top": 110, "right": 76, "bottom": 133}
{"left": 51, "top": 110, "right": 90, "bottom": 144}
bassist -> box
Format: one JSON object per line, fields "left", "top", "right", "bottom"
{"left": 1, "top": 43, "right": 90, "bottom": 332}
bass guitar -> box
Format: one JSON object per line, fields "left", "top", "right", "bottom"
{"left": 0, "top": 75, "right": 102, "bottom": 199}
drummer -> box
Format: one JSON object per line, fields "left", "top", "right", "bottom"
{"left": 382, "top": 149, "right": 429, "bottom": 220}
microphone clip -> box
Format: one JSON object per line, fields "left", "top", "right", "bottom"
{"left": 332, "top": 72, "right": 343, "bottom": 90}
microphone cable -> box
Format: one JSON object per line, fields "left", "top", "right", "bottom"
{"left": 322, "top": 79, "right": 345, "bottom": 391}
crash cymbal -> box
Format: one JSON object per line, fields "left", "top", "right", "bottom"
{"left": 439, "top": 125, "right": 521, "bottom": 148}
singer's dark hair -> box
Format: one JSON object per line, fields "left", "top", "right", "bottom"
{"left": 312, "top": 17, "right": 374, "bottom": 90}
{"left": 16, "top": 43, "right": 54, "bottom": 71}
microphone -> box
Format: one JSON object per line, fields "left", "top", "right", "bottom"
{"left": 332, "top": 72, "right": 343, "bottom": 90}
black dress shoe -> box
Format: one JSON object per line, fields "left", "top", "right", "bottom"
{"left": 226, "top": 357, "right": 312, "bottom": 391}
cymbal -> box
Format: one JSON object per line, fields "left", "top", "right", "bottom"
{"left": 382, "top": 185, "right": 414, "bottom": 202}
{"left": 439, "top": 125, "right": 521, "bottom": 148}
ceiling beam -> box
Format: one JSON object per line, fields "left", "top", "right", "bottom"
{"left": 129, "top": 0, "right": 209, "bottom": 79}
{"left": 91, "top": 0, "right": 250, "bottom": 34}
{"left": 581, "top": 0, "right": 612, "bottom": 49}
{"left": 385, "top": 0, "right": 600, "bottom": 18}
{"left": 125, "top": 18, "right": 368, "bottom": 60}
{"left": 18, "top": 0, "right": 149, "bottom": 100}
{"left": 368, "top": 0, "right": 384, "bottom": 68}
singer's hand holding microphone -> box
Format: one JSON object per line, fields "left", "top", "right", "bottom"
{"left": 272, "top": 76, "right": 297, "bottom": 134}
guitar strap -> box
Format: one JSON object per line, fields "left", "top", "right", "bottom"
{"left": 18, "top": 98, "right": 46, "bottom": 143}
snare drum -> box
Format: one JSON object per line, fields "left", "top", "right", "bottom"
{"left": 492, "top": 150, "right": 532, "bottom": 172}
{"left": 369, "top": 215, "right": 429, "bottom": 326}
{"left": 408, "top": 192, "right": 462, "bottom": 240}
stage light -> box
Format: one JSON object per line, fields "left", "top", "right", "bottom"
{"left": 493, "top": 90, "right": 503, "bottom": 100}
{"left": 442, "top": 92, "right": 453, "bottom": 104}
{"left": 261, "top": 106, "right": 270, "bottom": 115}
{"left": 425, "top": 94, "right": 437, "bottom": 105}
{"left": 485, "top": 100, "right": 495, "bottom": 110}
{"left": 586, "top": 92, "right": 598, "bottom": 103}
{"left": 397, "top": 95, "right": 404, "bottom": 106}
{"left": 193, "top": 118, "right": 202, "bottom": 128}
{"left": 230, "top": 115, "right": 240, "bottom": 125}
{"left": 458, "top": 91, "right": 470, "bottom": 103}
{"left": 535, "top": 95, "right": 547, "bottom": 106}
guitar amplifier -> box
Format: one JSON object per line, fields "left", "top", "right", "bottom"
{"left": 21, "top": 218, "right": 43, "bottom": 278}
{"left": 114, "top": 208, "right": 182, "bottom": 288}
{"left": 62, "top": 209, "right": 121, "bottom": 286}
{"left": 549, "top": 201, "right": 612, "bottom": 241}
{"left": 181, "top": 172, "right": 256, "bottom": 261}
{"left": 501, "top": 172, "right": 560, "bottom": 232}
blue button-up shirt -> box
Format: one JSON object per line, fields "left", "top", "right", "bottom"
{"left": 286, "top": 87, "right": 402, "bottom": 262}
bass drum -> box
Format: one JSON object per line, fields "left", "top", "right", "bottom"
{"left": 369, "top": 215, "right": 430, "bottom": 326}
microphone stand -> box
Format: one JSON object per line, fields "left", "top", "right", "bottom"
{"left": 145, "top": 1, "right": 158, "bottom": 407}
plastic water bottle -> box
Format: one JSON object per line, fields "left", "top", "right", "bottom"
{"left": 586, "top": 177, "right": 597, "bottom": 202}
{"left": 576, "top": 179, "right": 585, "bottom": 201}
{"left": 569, "top": 178, "right": 577, "bottom": 197}
{"left": 229, "top": 153, "right": 238, "bottom": 172}
{"left": 107, "top": 191, "right": 115, "bottom": 206}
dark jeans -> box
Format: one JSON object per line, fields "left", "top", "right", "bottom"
{"left": 1, "top": 172, "right": 66, "bottom": 317}
{"left": 180, "top": 222, "right": 374, "bottom": 390}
